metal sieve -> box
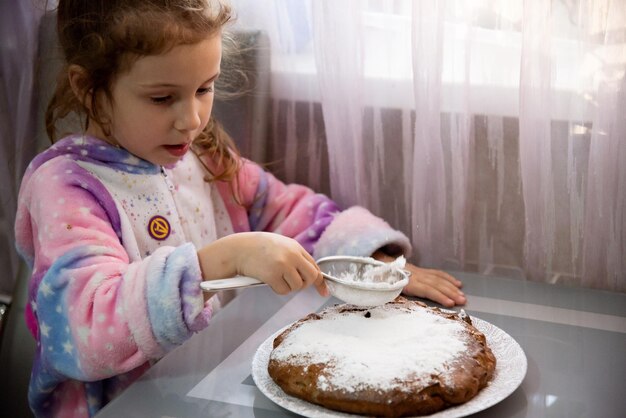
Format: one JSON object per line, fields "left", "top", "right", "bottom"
{"left": 316, "top": 256, "right": 409, "bottom": 307}
{"left": 200, "top": 255, "right": 409, "bottom": 307}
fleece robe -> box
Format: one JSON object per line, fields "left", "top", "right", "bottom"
{"left": 14, "top": 134, "right": 411, "bottom": 417}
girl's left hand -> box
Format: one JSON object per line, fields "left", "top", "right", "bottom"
{"left": 402, "top": 264, "right": 466, "bottom": 308}
{"left": 372, "top": 251, "right": 466, "bottom": 308}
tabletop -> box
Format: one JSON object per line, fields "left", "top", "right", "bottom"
{"left": 96, "top": 272, "right": 626, "bottom": 418}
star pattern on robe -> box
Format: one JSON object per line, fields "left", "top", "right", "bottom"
{"left": 40, "top": 322, "right": 51, "bottom": 338}
{"left": 62, "top": 340, "right": 74, "bottom": 354}
{"left": 77, "top": 326, "right": 91, "bottom": 345}
{"left": 40, "top": 282, "right": 53, "bottom": 297}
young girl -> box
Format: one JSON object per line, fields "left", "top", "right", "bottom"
{"left": 15, "top": 0, "right": 465, "bottom": 416}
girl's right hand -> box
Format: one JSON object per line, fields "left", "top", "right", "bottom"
{"left": 198, "top": 232, "right": 328, "bottom": 297}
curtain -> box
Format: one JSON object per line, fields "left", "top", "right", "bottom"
{"left": 232, "top": 0, "right": 626, "bottom": 292}
{"left": 0, "top": 1, "right": 46, "bottom": 298}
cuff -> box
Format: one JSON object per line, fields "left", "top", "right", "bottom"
{"left": 312, "top": 206, "right": 412, "bottom": 259}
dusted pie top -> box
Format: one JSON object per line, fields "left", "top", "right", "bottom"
{"left": 270, "top": 300, "right": 469, "bottom": 393}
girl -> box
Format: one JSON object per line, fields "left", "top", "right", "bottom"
{"left": 15, "top": 0, "right": 465, "bottom": 416}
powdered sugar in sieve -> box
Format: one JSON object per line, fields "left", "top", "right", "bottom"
{"left": 317, "top": 256, "right": 410, "bottom": 307}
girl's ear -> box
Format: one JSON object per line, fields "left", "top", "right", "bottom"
{"left": 68, "top": 64, "right": 113, "bottom": 138}
{"left": 67, "top": 64, "right": 92, "bottom": 110}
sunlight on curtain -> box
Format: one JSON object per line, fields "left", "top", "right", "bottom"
{"left": 519, "top": 0, "right": 556, "bottom": 283}
{"left": 409, "top": 2, "right": 448, "bottom": 267}
{"left": 231, "top": 0, "right": 626, "bottom": 292}
{"left": 312, "top": 1, "right": 367, "bottom": 209}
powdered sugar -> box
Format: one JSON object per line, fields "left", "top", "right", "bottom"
{"left": 325, "top": 280, "right": 403, "bottom": 306}
{"left": 319, "top": 256, "right": 409, "bottom": 306}
{"left": 270, "top": 303, "right": 467, "bottom": 393}
{"left": 336, "top": 256, "right": 407, "bottom": 288}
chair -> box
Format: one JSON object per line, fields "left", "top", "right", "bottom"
{"left": 0, "top": 301, "right": 8, "bottom": 344}
{"left": 0, "top": 262, "right": 36, "bottom": 417}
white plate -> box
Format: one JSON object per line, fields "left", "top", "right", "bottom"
{"left": 252, "top": 315, "right": 527, "bottom": 418}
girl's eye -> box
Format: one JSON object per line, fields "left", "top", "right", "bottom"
{"left": 197, "top": 86, "right": 214, "bottom": 96}
{"left": 150, "top": 96, "right": 171, "bottom": 104}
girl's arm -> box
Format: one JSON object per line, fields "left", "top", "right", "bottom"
{"left": 217, "top": 160, "right": 412, "bottom": 259}
{"left": 15, "top": 159, "right": 208, "bottom": 382}
{"left": 218, "top": 159, "right": 464, "bottom": 307}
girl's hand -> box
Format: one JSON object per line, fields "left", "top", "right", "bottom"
{"left": 372, "top": 252, "right": 465, "bottom": 308}
{"left": 234, "top": 232, "right": 328, "bottom": 296}
{"left": 402, "top": 264, "right": 465, "bottom": 308}
{"left": 198, "top": 232, "right": 328, "bottom": 297}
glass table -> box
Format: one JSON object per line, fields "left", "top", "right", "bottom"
{"left": 96, "top": 272, "right": 626, "bottom": 417}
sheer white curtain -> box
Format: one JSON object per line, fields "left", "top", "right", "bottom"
{"left": 240, "top": 0, "right": 626, "bottom": 292}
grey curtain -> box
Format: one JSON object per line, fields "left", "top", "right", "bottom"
{"left": 0, "top": 1, "right": 45, "bottom": 297}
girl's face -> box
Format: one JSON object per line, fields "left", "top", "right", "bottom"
{"left": 88, "top": 34, "right": 222, "bottom": 166}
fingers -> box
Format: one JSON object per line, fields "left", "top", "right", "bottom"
{"left": 408, "top": 265, "right": 462, "bottom": 288}
{"left": 267, "top": 274, "right": 292, "bottom": 295}
{"left": 313, "top": 272, "right": 329, "bottom": 297}
{"left": 297, "top": 263, "right": 329, "bottom": 297}
{"left": 427, "top": 269, "right": 463, "bottom": 288}
{"left": 266, "top": 267, "right": 306, "bottom": 295}
{"left": 295, "top": 247, "right": 327, "bottom": 296}
{"left": 297, "top": 249, "right": 321, "bottom": 285}
{"left": 266, "top": 246, "right": 324, "bottom": 296}
{"left": 270, "top": 265, "right": 327, "bottom": 297}
{"left": 299, "top": 247, "right": 318, "bottom": 267}
{"left": 403, "top": 266, "right": 466, "bottom": 307}
{"left": 405, "top": 281, "right": 464, "bottom": 308}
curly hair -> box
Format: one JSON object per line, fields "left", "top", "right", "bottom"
{"left": 46, "top": 0, "right": 242, "bottom": 182}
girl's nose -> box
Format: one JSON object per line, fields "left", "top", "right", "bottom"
{"left": 174, "top": 100, "right": 202, "bottom": 132}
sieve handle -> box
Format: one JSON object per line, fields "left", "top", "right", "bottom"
{"left": 200, "top": 276, "right": 266, "bottom": 291}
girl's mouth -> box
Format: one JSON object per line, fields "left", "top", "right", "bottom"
{"left": 163, "top": 142, "right": 190, "bottom": 157}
